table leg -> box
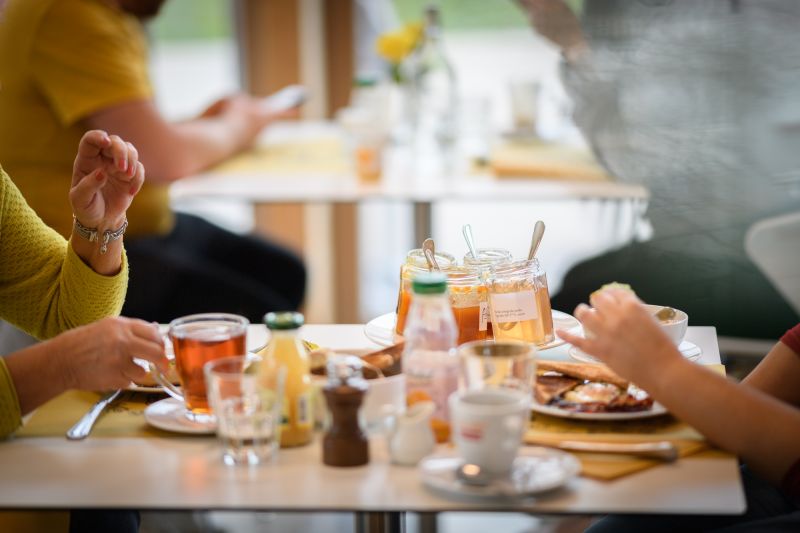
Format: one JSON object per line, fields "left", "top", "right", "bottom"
{"left": 417, "top": 512, "right": 438, "bottom": 533}
{"left": 354, "top": 511, "right": 405, "bottom": 533}
{"left": 413, "top": 201, "right": 433, "bottom": 247}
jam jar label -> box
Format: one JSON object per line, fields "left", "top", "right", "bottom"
{"left": 489, "top": 290, "right": 539, "bottom": 323}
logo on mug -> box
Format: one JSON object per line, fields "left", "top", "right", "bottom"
{"left": 460, "top": 422, "right": 484, "bottom": 441}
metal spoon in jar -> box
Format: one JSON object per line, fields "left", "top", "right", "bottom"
{"left": 527, "top": 220, "right": 546, "bottom": 261}
{"left": 462, "top": 224, "right": 478, "bottom": 260}
{"left": 422, "top": 238, "right": 441, "bottom": 271}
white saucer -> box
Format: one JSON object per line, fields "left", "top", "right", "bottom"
{"left": 419, "top": 447, "right": 580, "bottom": 501}
{"left": 568, "top": 340, "right": 702, "bottom": 364}
{"left": 365, "top": 311, "right": 582, "bottom": 351}
{"left": 143, "top": 398, "right": 216, "bottom": 435}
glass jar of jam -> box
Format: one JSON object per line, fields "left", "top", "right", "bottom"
{"left": 446, "top": 267, "right": 489, "bottom": 345}
{"left": 485, "top": 259, "right": 554, "bottom": 346}
{"left": 463, "top": 248, "right": 513, "bottom": 339}
{"left": 395, "top": 249, "right": 456, "bottom": 336}
{"left": 463, "top": 248, "right": 513, "bottom": 273}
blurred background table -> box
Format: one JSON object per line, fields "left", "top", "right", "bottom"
{"left": 171, "top": 122, "right": 648, "bottom": 324}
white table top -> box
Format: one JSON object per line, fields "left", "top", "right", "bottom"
{"left": 169, "top": 122, "right": 648, "bottom": 204}
{"left": 0, "top": 325, "right": 744, "bottom": 514}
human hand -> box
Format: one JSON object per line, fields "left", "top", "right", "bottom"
{"left": 199, "top": 93, "right": 296, "bottom": 150}
{"left": 557, "top": 289, "right": 683, "bottom": 384}
{"left": 70, "top": 130, "right": 144, "bottom": 231}
{"left": 516, "top": 0, "right": 589, "bottom": 62}
{"left": 50, "top": 317, "right": 168, "bottom": 391}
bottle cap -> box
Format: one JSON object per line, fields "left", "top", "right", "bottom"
{"left": 326, "top": 355, "right": 366, "bottom": 388}
{"left": 263, "top": 311, "right": 304, "bottom": 330}
{"left": 412, "top": 272, "right": 448, "bottom": 295}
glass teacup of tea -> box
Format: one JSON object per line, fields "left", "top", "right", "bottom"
{"left": 150, "top": 313, "right": 249, "bottom": 423}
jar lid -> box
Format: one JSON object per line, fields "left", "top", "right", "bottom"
{"left": 406, "top": 248, "right": 455, "bottom": 270}
{"left": 412, "top": 272, "right": 448, "bottom": 294}
{"left": 264, "top": 311, "right": 304, "bottom": 330}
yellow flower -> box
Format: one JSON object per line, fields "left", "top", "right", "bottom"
{"left": 376, "top": 21, "right": 423, "bottom": 64}
{"left": 376, "top": 31, "right": 415, "bottom": 64}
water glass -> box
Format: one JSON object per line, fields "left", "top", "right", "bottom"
{"left": 204, "top": 355, "right": 284, "bottom": 466}
{"left": 458, "top": 340, "right": 537, "bottom": 396}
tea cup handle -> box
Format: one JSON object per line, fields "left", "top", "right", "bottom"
{"left": 148, "top": 362, "right": 185, "bottom": 403}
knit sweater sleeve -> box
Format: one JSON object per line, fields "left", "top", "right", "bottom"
{"left": 0, "top": 167, "right": 128, "bottom": 340}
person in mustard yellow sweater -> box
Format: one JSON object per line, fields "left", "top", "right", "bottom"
{"left": 0, "top": 0, "right": 306, "bottom": 325}
{"left": 0, "top": 130, "right": 167, "bottom": 439}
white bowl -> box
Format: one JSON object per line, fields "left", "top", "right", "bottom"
{"left": 644, "top": 304, "right": 688, "bottom": 345}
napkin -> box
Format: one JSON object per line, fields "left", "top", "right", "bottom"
{"left": 490, "top": 140, "right": 611, "bottom": 181}
{"left": 524, "top": 363, "right": 733, "bottom": 480}
{"left": 16, "top": 390, "right": 189, "bottom": 439}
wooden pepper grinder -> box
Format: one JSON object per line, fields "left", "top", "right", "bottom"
{"left": 322, "top": 356, "right": 369, "bottom": 467}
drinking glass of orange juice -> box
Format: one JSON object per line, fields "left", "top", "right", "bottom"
{"left": 394, "top": 248, "right": 456, "bottom": 336}
{"left": 150, "top": 313, "right": 248, "bottom": 422}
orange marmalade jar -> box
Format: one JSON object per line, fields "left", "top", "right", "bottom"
{"left": 395, "top": 249, "right": 456, "bottom": 336}
{"left": 486, "top": 258, "right": 554, "bottom": 346}
{"left": 463, "top": 248, "right": 512, "bottom": 338}
{"left": 446, "top": 268, "right": 489, "bottom": 345}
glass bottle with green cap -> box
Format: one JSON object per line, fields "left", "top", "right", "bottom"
{"left": 401, "top": 271, "right": 458, "bottom": 443}
{"left": 260, "top": 311, "right": 312, "bottom": 448}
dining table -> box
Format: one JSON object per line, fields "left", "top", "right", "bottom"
{"left": 0, "top": 322, "right": 745, "bottom": 533}
{"left": 169, "top": 121, "right": 649, "bottom": 323}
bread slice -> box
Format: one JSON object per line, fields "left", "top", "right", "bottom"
{"left": 537, "top": 360, "right": 629, "bottom": 390}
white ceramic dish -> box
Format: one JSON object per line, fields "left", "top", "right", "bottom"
{"left": 644, "top": 304, "right": 688, "bottom": 345}
{"left": 419, "top": 447, "right": 580, "bottom": 500}
{"left": 530, "top": 399, "right": 668, "bottom": 421}
{"left": 568, "top": 340, "right": 702, "bottom": 364}
{"left": 364, "top": 311, "right": 582, "bottom": 351}
{"left": 143, "top": 398, "right": 216, "bottom": 435}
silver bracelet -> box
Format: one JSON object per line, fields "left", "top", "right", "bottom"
{"left": 73, "top": 216, "right": 128, "bottom": 254}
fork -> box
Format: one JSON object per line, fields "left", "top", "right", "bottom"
{"left": 66, "top": 389, "right": 122, "bottom": 440}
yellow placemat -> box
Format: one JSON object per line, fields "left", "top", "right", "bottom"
{"left": 524, "top": 363, "right": 733, "bottom": 480}
{"left": 211, "top": 138, "right": 349, "bottom": 176}
{"left": 490, "top": 140, "right": 610, "bottom": 181}
{"left": 16, "top": 390, "right": 196, "bottom": 439}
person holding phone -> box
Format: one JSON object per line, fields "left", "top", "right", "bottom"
{"left": 0, "top": 0, "right": 307, "bottom": 326}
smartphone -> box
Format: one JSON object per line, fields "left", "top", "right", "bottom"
{"left": 260, "top": 85, "right": 308, "bottom": 114}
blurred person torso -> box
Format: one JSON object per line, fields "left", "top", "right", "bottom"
{"left": 563, "top": 0, "right": 800, "bottom": 259}
{"left": 0, "top": 0, "right": 172, "bottom": 237}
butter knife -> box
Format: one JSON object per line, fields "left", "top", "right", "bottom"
{"left": 66, "top": 389, "right": 122, "bottom": 440}
{"left": 528, "top": 439, "right": 679, "bottom": 462}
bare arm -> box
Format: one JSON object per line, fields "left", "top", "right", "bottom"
{"left": 744, "top": 341, "right": 800, "bottom": 407}
{"left": 4, "top": 317, "right": 166, "bottom": 416}
{"left": 559, "top": 290, "right": 800, "bottom": 486}
{"left": 83, "top": 95, "right": 277, "bottom": 184}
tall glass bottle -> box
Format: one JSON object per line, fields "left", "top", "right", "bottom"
{"left": 260, "top": 311, "right": 312, "bottom": 448}
{"left": 402, "top": 272, "right": 459, "bottom": 443}
{"left": 409, "top": 5, "right": 457, "bottom": 148}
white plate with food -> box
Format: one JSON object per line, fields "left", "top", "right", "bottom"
{"left": 364, "top": 311, "right": 582, "bottom": 351}
{"left": 568, "top": 341, "right": 702, "bottom": 365}
{"left": 143, "top": 398, "right": 216, "bottom": 435}
{"left": 419, "top": 447, "right": 581, "bottom": 500}
{"left": 532, "top": 360, "right": 668, "bottom": 421}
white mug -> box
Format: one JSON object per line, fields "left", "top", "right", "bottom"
{"left": 449, "top": 388, "right": 530, "bottom": 475}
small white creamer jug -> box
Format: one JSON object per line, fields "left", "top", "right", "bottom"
{"left": 387, "top": 401, "right": 436, "bottom": 466}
